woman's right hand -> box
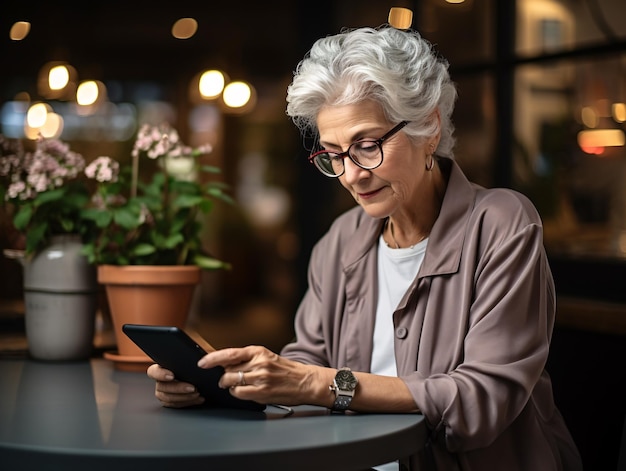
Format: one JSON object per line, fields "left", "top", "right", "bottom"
{"left": 147, "top": 363, "right": 205, "bottom": 408}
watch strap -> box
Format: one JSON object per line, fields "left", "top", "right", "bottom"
{"left": 331, "top": 391, "right": 354, "bottom": 411}
{"left": 329, "top": 367, "right": 357, "bottom": 412}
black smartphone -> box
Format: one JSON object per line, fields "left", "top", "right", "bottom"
{"left": 122, "top": 324, "right": 265, "bottom": 411}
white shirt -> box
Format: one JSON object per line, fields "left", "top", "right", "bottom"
{"left": 372, "top": 235, "right": 427, "bottom": 376}
{"left": 371, "top": 235, "right": 427, "bottom": 471}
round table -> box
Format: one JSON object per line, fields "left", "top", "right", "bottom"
{"left": 0, "top": 358, "right": 427, "bottom": 470}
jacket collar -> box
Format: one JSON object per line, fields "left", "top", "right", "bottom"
{"left": 420, "top": 158, "right": 475, "bottom": 277}
{"left": 340, "top": 158, "right": 476, "bottom": 278}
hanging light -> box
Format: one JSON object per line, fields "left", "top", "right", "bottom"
{"left": 613, "top": 103, "right": 626, "bottom": 123}
{"left": 38, "top": 62, "right": 77, "bottom": 100}
{"left": 172, "top": 18, "right": 198, "bottom": 39}
{"left": 26, "top": 102, "right": 50, "bottom": 129}
{"left": 199, "top": 70, "right": 226, "bottom": 99}
{"left": 76, "top": 81, "right": 100, "bottom": 106}
{"left": 577, "top": 129, "right": 625, "bottom": 154}
{"left": 9, "top": 21, "right": 30, "bottom": 41}
{"left": 49, "top": 65, "right": 70, "bottom": 91}
{"left": 223, "top": 81, "right": 252, "bottom": 109}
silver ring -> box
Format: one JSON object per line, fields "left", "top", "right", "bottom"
{"left": 238, "top": 370, "right": 246, "bottom": 386}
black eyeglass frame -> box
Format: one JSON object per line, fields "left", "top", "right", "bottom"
{"left": 308, "top": 121, "right": 410, "bottom": 177}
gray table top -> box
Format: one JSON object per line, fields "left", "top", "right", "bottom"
{"left": 0, "top": 358, "right": 426, "bottom": 471}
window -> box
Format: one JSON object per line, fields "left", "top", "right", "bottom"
{"left": 418, "top": 0, "right": 626, "bottom": 259}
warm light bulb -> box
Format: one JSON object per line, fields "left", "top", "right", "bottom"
{"left": 49, "top": 65, "right": 70, "bottom": 91}
{"left": 223, "top": 81, "right": 251, "bottom": 108}
{"left": 613, "top": 103, "right": 626, "bottom": 123}
{"left": 388, "top": 8, "right": 413, "bottom": 29}
{"left": 10, "top": 21, "right": 30, "bottom": 40}
{"left": 578, "top": 129, "right": 625, "bottom": 149}
{"left": 199, "top": 70, "right": 225, "bottom": 98}
{"left": 26, "top": 102, "right": 49, "bottom": 128}
{"left": 76, "top": 81, "right": 99, "bottom": 106}
{"left": 172, "top": 18, "right": 198, "bottom": 39}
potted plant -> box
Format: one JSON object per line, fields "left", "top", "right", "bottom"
{"left": 79, "top": 123, "right": 233, "bottom": 368}
{"left": 0, "top": 134, "right": 101, "bottom": 361}
{"left": 81, "top": 123, "right": 232, "bottom": 270}
{"left": 1, "top": 124, "right": 232, "bottom": 366}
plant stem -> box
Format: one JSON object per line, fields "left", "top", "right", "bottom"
{"left": 131, "top": 153, "right": 139, "bottom": 198}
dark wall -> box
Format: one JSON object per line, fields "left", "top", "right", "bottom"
{"left": 548, "top": 325, "right": 626, "bottom": 471}
{"left": 548, "top": 255, "right": 626, "bottom": 470}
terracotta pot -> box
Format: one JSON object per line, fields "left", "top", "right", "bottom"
{"left": 98, "top": 265, "right": 200, "bottom": 369}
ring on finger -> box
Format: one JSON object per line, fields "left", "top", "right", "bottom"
{"left": 238, "top": 370, "right": 246, "bottom": 386}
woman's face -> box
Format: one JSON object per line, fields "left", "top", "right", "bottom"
{"left": 316, "top": 101, "right": 435, "bottom": 221}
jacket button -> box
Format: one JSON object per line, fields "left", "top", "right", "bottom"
{"left": 395, "top": 327, "right": 408, "bottom": 339}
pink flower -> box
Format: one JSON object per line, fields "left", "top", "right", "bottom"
{"left": 85, "top": 156, "right": 120, "bottom": 183}
{"left": 7, "top": 180, "right": 26, "bottom": 199}
{"left": 130, "top": 123, "right": 209, "bottom": 161}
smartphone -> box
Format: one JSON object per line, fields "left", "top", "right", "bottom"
{"left": 122, "top": 324, "right": 265, "bottom": 411}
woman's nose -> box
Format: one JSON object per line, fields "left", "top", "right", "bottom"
{"left": 342, "top": 158, "right": 370, "bottom": 183}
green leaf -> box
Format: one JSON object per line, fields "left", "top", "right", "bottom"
{"left": 82, "top": 208, "right": 114, "bottom": 228}
{"left": 114, "top": 207, "right": 140, "bottom": 229}
{"left": 164, "top": 233, "right": 184, "bottom": 249}
{"left": 13, "top": 205, "right": 33, "bottom": 230}
{"left": 24, "top": 222, "right": 48, "bottom": 254}
{"left": 81, "top": 244, "right": 95, "bottom": 263}
{"left": 170, "top": 180, "right": 198, "bottom": 194}
{"left": 207, "top": 188, "right": 235, "bottom": 205}
{"left": 197, "top": 200, "right": 213, "bottom": 213}
{"left": 33, "top": 188, "right": 66, "bottom": 205}
{"left": 132, "top": 244, "right": 156, "bottom": 256}
{"left": 193, "top": 254, "right": 231, "bottom": 270}
{"left": 200, "top": 165, "right": 222, "bottom": 174}
{"left": 170, "top": 217, "right": 186, "bottom": 234}
{"left": 173, "top": 194, "right": 204, "bottom": 209}
{"left": 60, "top": 219, "right": 75, "bottom": 232}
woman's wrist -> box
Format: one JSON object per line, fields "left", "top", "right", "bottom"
{"left": 306, "top": 366, "right": 338, "bottom": 408}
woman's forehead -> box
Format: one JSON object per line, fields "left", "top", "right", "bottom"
{"left": 317, "top": 102, "right": 389, "bottom": 142}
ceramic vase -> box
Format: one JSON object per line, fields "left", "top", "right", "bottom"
{"left": 97, "top": 265, "right": 200, "bottom": 371}
{"left": 23, "top": 234, "right": 97, "bottom": 361}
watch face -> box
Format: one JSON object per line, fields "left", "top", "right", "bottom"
{"left": 335, "top": 369, "right": 357, "bottom": 390}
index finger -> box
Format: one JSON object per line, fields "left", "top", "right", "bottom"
{"left": 197, "top": 347, "right": 252, "bottom": 369}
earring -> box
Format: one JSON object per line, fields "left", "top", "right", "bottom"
{"left": 425, "top": 144, "right": 436, "bottom": 171}
{"left": 425, "top": 154, "right": 434, "bottom": 171}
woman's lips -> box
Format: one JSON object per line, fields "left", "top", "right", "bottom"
{"left": 357, "top": 187, "right": 384, "bottom": 200}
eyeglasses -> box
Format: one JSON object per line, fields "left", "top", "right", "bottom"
{"left": 308, "top": 121, "right": 410, "bottom": 178}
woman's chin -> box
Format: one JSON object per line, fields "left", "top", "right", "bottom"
{"left": 357, "top": 201, "right": 392, "bottom": 221}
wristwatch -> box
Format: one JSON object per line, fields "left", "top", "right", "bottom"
{"left": 329, "top": 367, "right": 358, "bottom": 412}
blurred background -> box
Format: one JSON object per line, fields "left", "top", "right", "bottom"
{"left": 1, "top": 1, "right": 626, "bottom": 468}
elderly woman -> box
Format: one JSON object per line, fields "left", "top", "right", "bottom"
{"left": 148, "top": 26, "right": 582, "bottom": 470}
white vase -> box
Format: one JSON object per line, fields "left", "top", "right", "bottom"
{"left": 23, "top": 234, "right": 97, "bottom": 361}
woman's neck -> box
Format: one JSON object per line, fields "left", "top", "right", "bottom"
{"left": 383, "top": 160, "right": 448, "bottom": 248}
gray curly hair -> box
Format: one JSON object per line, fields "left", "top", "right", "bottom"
{"left": 286, "top": 26, "right": 458, "bottom": 157}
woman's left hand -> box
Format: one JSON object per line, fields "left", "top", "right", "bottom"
{"left": 198, "top": 346, "right": 330, "bottom": 407}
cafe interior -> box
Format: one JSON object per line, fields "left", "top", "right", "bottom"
{"left": 1, "top": 0, "right": 625, "bottom": 469}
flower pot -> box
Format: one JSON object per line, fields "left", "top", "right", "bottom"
{"left": 22, "top": 234, "right": 97, "bottom": 361}
{"left": 97, "top": 265, "right": 200, "bottom": 371}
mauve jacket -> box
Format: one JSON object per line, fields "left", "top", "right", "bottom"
{"left": 281, "top": 158, "right": 582, "bottom": 470}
